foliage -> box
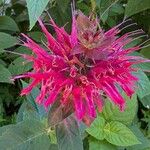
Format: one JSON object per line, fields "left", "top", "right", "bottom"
{"left": 0, "top": 0, "right": 150, "bottom": 150}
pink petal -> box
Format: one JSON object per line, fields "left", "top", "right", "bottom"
{"left": 102, "top": 82, "right": 125, "bottom": 111}
{"left": 73, "top": 88, "right": 85, "bottom": 120}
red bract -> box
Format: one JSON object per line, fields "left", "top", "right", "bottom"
{"left": 14, "top": 11, "right": 149, "bottom": 124}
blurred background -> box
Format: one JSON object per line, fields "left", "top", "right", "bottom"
{"left": 0, "top": 0, "right": 150, "bottom": 149}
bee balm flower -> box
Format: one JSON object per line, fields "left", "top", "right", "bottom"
{"left": 14, "top": 11, "right": 149, "bottom": 124}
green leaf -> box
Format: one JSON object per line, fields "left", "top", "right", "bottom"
{"left": 49, "top": 129, "right": 57, "bottom": 144}
{"left": 0, "top": 59, "right": 7, "bottom": 67}
{"left": 89, "top": 138, "right": 117, "bottom": 150}
{"left": 0, "top": 0, "right": 3, "bottom": 5}
{"left": 16, "top": 101, "right": 42, "bottom": 122}
{"left": 56, "top": 116, "right": 83, "bottom": 150}
{"left": 97, "top": 0, "right": 119, "bottom": 22}
{"left": 56, "top": 0, "right": 70, "bottom": 13}
{"left": 7, "top": 46, "right": 32, "bottom": 60}
{"left": 26, "top": 0, "right": 50, "bottom": 30}
{"left": 125, "top": 0, "right": 150, "bottom": 17}
{"left": 110, "top": 3, "right": 124, "bottom": 14}
{"left": 140, "top": 46, "right": 150, "bottom": 59}
{"left": 104, "top": 121, "right": 141, "bottom": 146}
{"left": 0, "top": 64, "right": 13, "bottom": 84}
{"left": 27, "top": 32, "right": 45, "bottom": 43}
{"left": 127, "top": 125, "right": 150, "bottom": 150}
{"left": 21, "top": 81, "right": 46, "bottom": 118}
{"left": 0, "top": 32, "right": 18, "bottom": 51}
{"left": 8, "top": 57, "right": 32, "bottom": 75}
{"left": 101, "top": 93, "right": 137, "bottom": 125}
{"left": 132, "top": 51, "right": 150, "bottom": 71}
{"left": 0, "top": 16, "right": 19, "bottom": 32}
{"left": 86, "top": 117, "right": 106, "bottom": 140}
{"left": 134, "top": 70, "right": 150, "bottom": 107}
{"left": 138, "top": 95, "right": 150, "bottom": 109}
{"left": 0, "top": 119, "right": 51, "bottom": 150}
{"left": 15, "top": 46, "right": 32, "bottom": 55}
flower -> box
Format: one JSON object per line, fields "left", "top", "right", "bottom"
{"left": 14, "top": 11, "right": 149, "bottom": 124}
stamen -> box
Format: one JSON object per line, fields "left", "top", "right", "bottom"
{"left": 139, "top": 38, "right": 150, "bottom": 47}
{"left": 130, "top": 34, "right": 148, "bottom": 42}
{"left": 140, "top": 43, "right": 150, "bottom": 49}
{"left": 4, "top": 50, "right": 25, "bottom": 56}
{"left": 119, "top": 23, "right": 137, "bottom": 32}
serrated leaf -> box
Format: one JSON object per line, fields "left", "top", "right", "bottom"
{"left": 0, "top": 119, "right": 51, "bottom": 150}
{"left": 8, "top": 57, "right": 32, "bottom": 75}
{"left": 0, "top": 32, "right": 18, "bottom": 51}
{"left": 56, "top": 116, "right": 83, "bottom": 150}
{"left": 86, "top": 117, "right": 106, "bottom": 140}
{"left": 104, "top": 121, "right": 141, "bottom": 146}
{"left": 89, "top": 138, "right": 117, "bottom": 150}
{"left": 0, "top": 64, "right": 13, "bottom": 84}
{"left": 26, "top": 0, "right": 50, "bottom": 30}
{"left": 134, "top": 70, "right": 150, "bottom": 107}
{"left": 125, "top": 0, "right": 150, "bottom": 17}
{"left": 127, "top": 125, "right": 150, "bottom": 150}
{"left": 101, "top": 93, "right": 137, "bottom": 125}
{"left": 0, "top": 16, "right": 19, "bottom": 32}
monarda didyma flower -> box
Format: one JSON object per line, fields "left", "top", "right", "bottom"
{"left": 14, "top": 10, "right": 149, "bottom": 124}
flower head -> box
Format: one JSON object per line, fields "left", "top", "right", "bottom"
{"left": 14, "top": 11, "right": 149, "bottom": 124}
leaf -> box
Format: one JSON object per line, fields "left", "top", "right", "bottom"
{"left": 0, "top": 59, "right": 7, "bottom": 67}
{"left": 78, "top": 122, "right": 87, "bottom": 139}
{"left": 0, "top": 119, "right": 51, "bottom": 150}
{"left": 125, "top": 0, "right": 150, "bottom": 17}
{"left": 138, "top": 95, "right": 150, "bottom": 109}
{"left": 134, "top": 70, "right": 150, "bottom": 107}
{"left": 16, "top": 101, "right": 42, "bottom": 122}
{"left": 8, "top": 57, "right": 32, "bottom": 75}
{"left": 7, "top": 46, "right": 32, "bottom": 60}
{"left": 15, "top": 46, "right": 32, "bottom": 55}
{"left": 140, "top": 46, "right": 150, "bottom": 59}
{"left": 104, "top": 121, "right": 141, "bottom": 146}
{"left": 26, "top": 0, "right": 50, "bottom": 30}
{"left": 101, "top": 93, "right": 137, "bottom": 125}
{"left": 49, "top": 129, "right": 57, "bottom": 144}
{"left": 48, "top": 98, "right": 73, "bottom": 127}
{"left": 56, "top": 116, "right": 83, "bottom": 150}
{"left": 27, "top": 32, "right": 45, "bottom": 43}
{"left": 0, "top": 16, "right": 19, "bottom": 32}
{"left": 89, "top": 138, "right": 117, "bottom": 150}
{"left": 0, "top": 64, "right": 13, "bottom": 84}
{"left": 21, "top": 81, "right": 46, "bottom": 118}
{"left": 56, "top": 0, "right": 70, "bottom": 13}
{"left": 132, "top": 51, "right": 150, "bottom": 71}
{"left": 97, "top": 0, "right": 119, "bottom": 22}
{"left": 86, "top": 117, "right": 106, "bottom": 140}
{"left": 110, "top": 3, "right": 124, "bottom": 14}
{"left": 0, "top": 32, "right": 18, "bottom": 51}
{"left": 127, "top": 125, "right": 150, "bottom": 150}
{"left": 0, "top": 0, "right": 3, "bottom": 5}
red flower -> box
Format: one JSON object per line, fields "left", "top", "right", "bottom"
{"left": 14, "top": 11, "right": 149, "bottom": 124}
